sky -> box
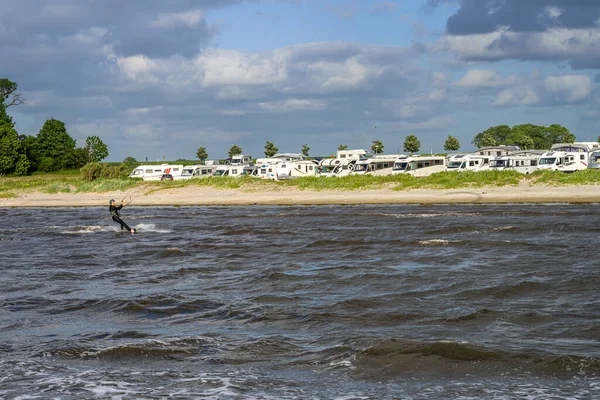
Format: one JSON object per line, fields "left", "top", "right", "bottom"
{"left": 2, "top": 0, "right": 600, "bottom": 161}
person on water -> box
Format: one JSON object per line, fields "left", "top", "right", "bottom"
{"left": 109, "top": 199, "right": 136, "bottom": 233}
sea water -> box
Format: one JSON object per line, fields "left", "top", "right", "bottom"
{"left": 1, "top": 204, "right": 599, "bottom": 399}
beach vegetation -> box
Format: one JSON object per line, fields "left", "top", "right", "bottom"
{"left": 338, "top": 144, "right": 348, "bottom": 151}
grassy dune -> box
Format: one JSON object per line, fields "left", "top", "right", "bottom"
{"left": 2, "top": 169, "right": 600, "bottom": 197}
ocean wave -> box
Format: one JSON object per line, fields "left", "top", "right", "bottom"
{"left": 353, "top": 338, "right": 600, "bottom": 379}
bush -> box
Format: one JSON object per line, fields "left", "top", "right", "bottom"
{"left": 81, "top": 162, "right": 128, "bottom": 181}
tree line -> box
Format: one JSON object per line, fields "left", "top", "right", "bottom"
{"left": 0, "top": 78, "right": 109, "bottom": 176}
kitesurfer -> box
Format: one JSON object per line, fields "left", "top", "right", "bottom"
{"left": 109, "top": 199, "right": 136, "bottom": 233}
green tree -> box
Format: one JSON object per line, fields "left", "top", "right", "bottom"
{"left": 403, "top": 135, "right": 421, "bottom": 154}
{"left": 84, "top": 135, "right": 109, "bottom": 163}
{"left": 123, "top": 156, "right": 137, "bottom": 164}
{"left": 0, "top": 78, "right": 25, "bottom": 126}
{"left": 472, "top": 125, "right": 510, "bottom": 148}
{"left": 545, "top": 124, "right": 575, "bottom": 146}
{"left": 371, "top": 140, "right": 384, "bottom": 154}
{"left": 63, "top": 147, "right": 89, "bottom": 169}
{"left": 228, "top": 145, "right": 242, "bottom": 158}
{"left": 443, "top": 135, "right": 460, "bottom": 151}
{"left": 264, "top": 141, "right": 278, "bottom": 157}
{"left": 301, "top": 144, "right": 310, "bottom": 157}
{"left": 0, "top": 120, "right": 21, "bottom": 174}
{"left": 479, "top": 132, "right": 498, "bottom": 147}
{"left": 506, "top": 130, "right": 534, "bottom": 150}
{"left": 36, "top": 118, "right": 76, "bottom": 170}
{"left": 196, "top": 147, "right": 208, "bottom": 162}
{"left": 338, "top": 144, "right": 348, "bottom": 151}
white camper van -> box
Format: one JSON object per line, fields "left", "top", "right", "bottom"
{"left": 391, "top": 156, "right": 446, "bottom": 177}
{"left": 129, "top": 164, "right": 184, "bottom": 181}
{"left": 180, "top": 165, "right": 217, "bottom": 179}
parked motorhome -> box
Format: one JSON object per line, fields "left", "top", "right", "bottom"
{"left": 336, "top": 149, "right": 369, "bottom": 160}
{"left": 231, "top": 154, "right": 253, "bottom": 166}
{"left": 489, "top": 151, "right": 543, "bottom": 174}
{"left": 588, "top": 149, "right": 600, "bottom": 169}
{"left": 319, "top": 158, "right": 355, "bottom": 177}
{"left": 273, "top": 153, "right": 307, "bottom": 162}
{"left": 537, "top": 151, "right": 587, "bottom": 172}
{"left": 446, "top": 155, "right": 491, "bottom": 172}
{"left": 350, "top": 155, "right": 404, "bottom": 176}
{"left": 276, "top": 160, "right": 320, "bottom": 179}
{"left": 129, "top": 164, "right": 183, "bottom": 181}
{"left": 476, "top": 145, "right": 520, "bottom": 158}
{"left": 391, "top": 156, "right": 446, "bottom": 177}
{"left": 180, "top": 165, "right": 217, "bottom": 179}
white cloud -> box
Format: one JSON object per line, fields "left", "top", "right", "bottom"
{"left": 493, "top": 74, "right": 592, "bottom": 106}
{"left": 454, "top": 69, "right": 518, "bottom": 88}
{"left": 257, "top": 98, "right": 328, "bottom": 113}
{"left": 436, "top": 28, "right": 600, "bottom": 67}
{"left": 152, "top": 10, "right": 205, "bottom": 29}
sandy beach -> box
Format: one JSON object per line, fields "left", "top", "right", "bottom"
{"left": 3, "top": 184, "right": 600, "bottom": 206}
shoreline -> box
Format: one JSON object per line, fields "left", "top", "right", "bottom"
{"left": 2, "top": 185, "right": 600, "bottom": 206}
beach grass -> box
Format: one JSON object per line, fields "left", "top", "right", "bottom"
{"left": 3, "top": 168, "right": 600, "bottom": 195}
{"left": 526, "top": 169, "right": 600, "bottom": 185}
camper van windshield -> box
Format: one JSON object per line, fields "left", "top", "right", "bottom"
{"left": 538, "top": 157, "right": 556, "bottom": 165}
{"left": 353, "top": 163, "right": 368, "bottom": 172}
{"left": 393, "top": 162, "right": 408, "bottom": 171}
{"left": 447, "top": 161, "right": 462, "bottom": 169}
{"left": 182, "top": 169, "right": 193, "bottom": 175}
{"left": 213, "top": 169, "right": 227, "bottom": 176}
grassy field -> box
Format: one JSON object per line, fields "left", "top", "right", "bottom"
{"left": 3, "top": 168, "right": 600, "bottom": 197}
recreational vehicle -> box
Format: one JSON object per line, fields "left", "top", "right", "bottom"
{"left": 276, "top": 160, "right": 320, "bottom": 179}
{"left": 588, "top": 149, "right": 600, "bottom": 169}
{"left": 350, "top": 154, "right": 404, "bottom": 176}
{"left": 128, "top": 164, "right": 184, "bottom": 181}
{"left": 446, "top": 155, "right": 491, "bottom": 172}
{"left": 537, "top": 151, "right": 587, "bottom": 172}
{"left": 180, "top": 165, "right": 217, "bottom": 179}
{"left": 489, "top": 151, "right": 543, "bottom": 174}
{"left": 391, "top": 156, "right": 446, "bottom": 177}
{"left": 231, "top": 154, "right": 253, "bottom": 166}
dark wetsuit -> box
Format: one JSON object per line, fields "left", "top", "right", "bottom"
{"left": 109, "top": 204, "right": 133, "bottom": 231}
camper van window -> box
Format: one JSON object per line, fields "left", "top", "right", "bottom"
{"left": 309, "top": 166, "right": 313, "bottom": 170}
{"left": 145, "top": 169, "right": 153, "bottom": 173}
{"left": 581, "top": 155, "right": 585, "bottom": 160}
{"left": 173, "top": 168, "right": 179, "bottom": 171}
{"left": 340, "top": 154, "right": 346, "bottom": 158}
{"left": 154, "top": 169, "right": 161, "bottom": 172}
{"left": 231, "top": 169, "right": 237, "bottom": 174}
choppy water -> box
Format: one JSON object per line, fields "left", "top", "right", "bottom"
{"left": 1, "top": 204, "right": 599, "bottom": 399}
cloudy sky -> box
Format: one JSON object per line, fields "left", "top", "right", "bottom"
{"left": 3, "top": 0, "right": 600, "bottom": 161}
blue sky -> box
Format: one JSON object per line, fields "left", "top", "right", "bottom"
{"left": 2, "top": 0, "right": 600, "bottom": 161}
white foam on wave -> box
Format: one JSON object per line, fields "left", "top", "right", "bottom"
{"left": 134, "top": 223, "right": 172, "bottom": 233}
{"left": 365, "top": 212, "right": 480, "bottom": 219}
{"left": 61, "top": 225, "right": 111, "bottom": 234}
{"left": 418, "top": 239, "right": 462, "bottom": 245}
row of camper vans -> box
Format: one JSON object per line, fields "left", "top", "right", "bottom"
{"left": 129, "top": 143, "right": 600, "bottom": 181}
